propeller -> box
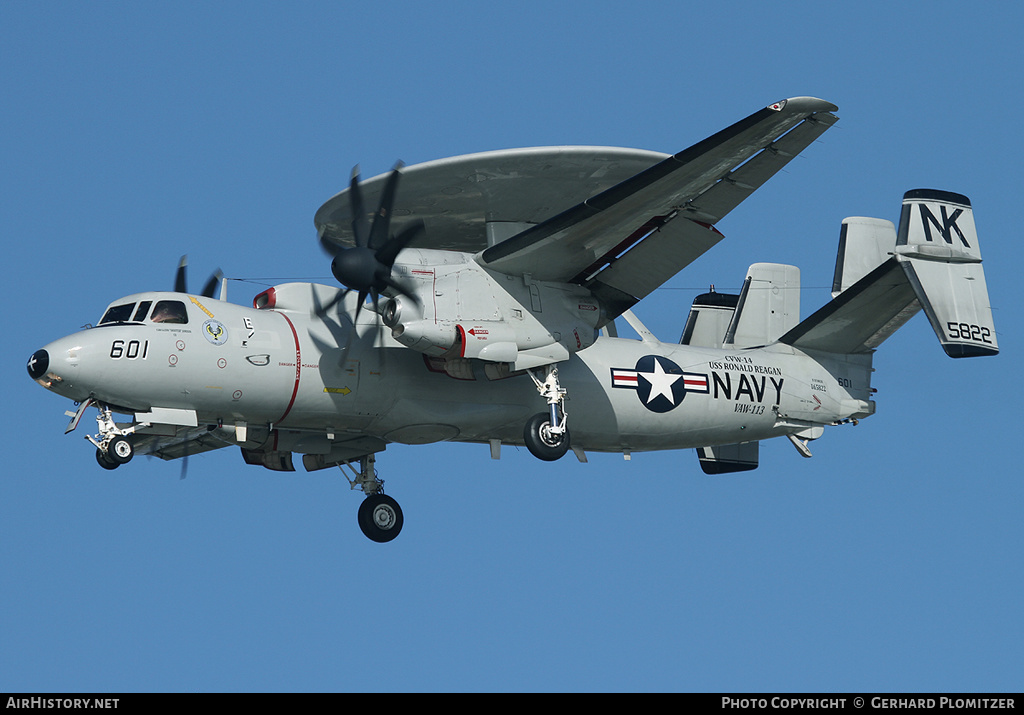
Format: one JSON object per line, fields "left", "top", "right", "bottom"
{"left": 317, "top": 163, "right": 424, "bottom": 318}
{"left": 174, "top": 255, "right": 224, "bottom": 299}
{"left": 310, "top": 287, "right": 359, "bottom": 366}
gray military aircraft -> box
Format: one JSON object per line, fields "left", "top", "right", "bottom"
{"left": 27, "top": 97, "right": 998, "bottom": 542}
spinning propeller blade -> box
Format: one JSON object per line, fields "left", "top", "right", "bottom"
{"left": 174, "top": 255, "right": 224, "bottom": 299}
{"left": 200, "top": 270, "right": 224, "bottom": 299}
{"left": 318, "top": 163, "right": 422, "bottom": 320}
{"left": 175, "top": 256, "right": 188, "bottom": 293}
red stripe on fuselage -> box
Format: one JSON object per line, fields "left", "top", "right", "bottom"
{"left": 276, "top": 311, "right": 301, "bottom": 425}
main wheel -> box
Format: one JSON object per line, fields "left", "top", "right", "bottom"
{"left": 107, "top": 435, "right": 134, "bottom": 465}
{"left": 524, "top": 411, "right": 570, "bottom": 461}
{"left": 358, "top": 493, "right": 404, "bottom": 543}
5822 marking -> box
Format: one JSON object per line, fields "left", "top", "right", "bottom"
{"left": 110, "top": 339, "right": 150, "bottom": 360}
{"left": 946, "top": 322, "right": 993, "bottom": 344}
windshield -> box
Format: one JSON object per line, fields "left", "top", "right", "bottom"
{"left": 98, "top": 299, "right": 188, "bottom": 325}
{"left": 98, "top": 303, "right": 136, "bottom": 325}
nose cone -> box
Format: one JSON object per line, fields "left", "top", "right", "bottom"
{"left": 27, "top": 337, "right": 91, "bottom": 402}
{"left": 27, "top": 349, "right": 49, "bottom": 381}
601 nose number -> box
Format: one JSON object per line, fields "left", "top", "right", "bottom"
{"left": 109, "top": 340, "right": 150, "bottom": 359}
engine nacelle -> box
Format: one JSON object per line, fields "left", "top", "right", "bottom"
{"left": 388, "top": 317, "right": 457, "bottom": 357}
{"left": 385, "top": 249, "right": 601, "bottom": 369}
{"left": 383, "top": 299, "right": 522, "bottom": 361}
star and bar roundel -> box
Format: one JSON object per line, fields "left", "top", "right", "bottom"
{"left": 611, "top": 355, "right": 709, "bottom": 413}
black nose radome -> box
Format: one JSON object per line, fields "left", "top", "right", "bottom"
{"left": 27, "top": 349, "right": 49, "bottom": 381}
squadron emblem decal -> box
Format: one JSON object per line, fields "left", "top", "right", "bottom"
{"left": 202, "top": 319, "right": 229, "bottom": 346}
{"left": 611, "top": 355, "right": 709, "bottom": 413}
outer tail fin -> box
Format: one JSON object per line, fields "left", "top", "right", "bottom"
{"left": 780, "top": 189, "right": 997, "bottom": 357}
{"left": 679, "top": 289, "right": 738, "bottom": 348}
{"left": 895, "top": 190, "right": 998, "bottom": 357}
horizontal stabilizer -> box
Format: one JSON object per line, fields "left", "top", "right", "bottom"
{"left": 779, "top": 258, "right": 918, "bottom": 354}
{"left": 697, "top": 442, "right": 759, "bottom": 474}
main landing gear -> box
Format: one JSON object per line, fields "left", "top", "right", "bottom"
{"left": 524, "top": 366, "right": 570, "bottom": 461}
{"left": 87, "top": 404, "right": 136, "bottom": 470}
{"left": 340, "top": 453, "right": 404, "bottom": 543}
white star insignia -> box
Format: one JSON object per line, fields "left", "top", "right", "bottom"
{"left": 639, "top": 359, "right": 682, "bottom": 405}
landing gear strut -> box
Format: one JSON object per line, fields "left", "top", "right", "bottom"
{"left": 525, "top": 366, "right": 570, "bottom": 461}
{"left": 86, "top": 404, "right": 136, "bottom": 470}
{"left": 340, "top": 453, "right": 404, "bottom": 543}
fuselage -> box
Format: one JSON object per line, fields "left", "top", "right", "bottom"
{"left": 29, "top": 283, "right": 875, "bottom": 459}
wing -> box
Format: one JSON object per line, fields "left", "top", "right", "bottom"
{"left": 478, "top": 97, "right": 839, "bottom": 318}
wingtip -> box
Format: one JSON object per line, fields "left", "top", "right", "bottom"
{"left": 773, "top": 96, "right": 839, "bottom": 114}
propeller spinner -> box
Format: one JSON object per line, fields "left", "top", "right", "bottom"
{"left": 318, "top": 163, "right": 423, "bottom": 317}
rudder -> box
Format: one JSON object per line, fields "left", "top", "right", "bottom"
{"left": 895, "top": 189, "right": 998, "bottom": 357}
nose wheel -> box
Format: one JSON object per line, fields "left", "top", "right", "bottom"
{"left": 85, "top": 405, "right": 137, "bottom": 470}
{"left": 93, "top": 435, "right": 134, "bottom": 469}
{"left": 107, "top": 435, "right": 135, "bottom": 464}
{"left": 96, "top": 448, "right": 120, "bottom": 470}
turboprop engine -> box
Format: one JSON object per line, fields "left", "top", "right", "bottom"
{"left": 382, "top": 248, "right": 602, "bottom": 371}
{"left": 317, "top": 163, "right": 602, "bottom": 371}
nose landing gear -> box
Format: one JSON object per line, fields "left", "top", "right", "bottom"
{"left": 85, "top": 404, "right": 137, "bottom": 470}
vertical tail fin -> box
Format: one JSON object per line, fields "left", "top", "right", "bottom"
{"left": 679, "top": 289, "right": 738, "bottom": 348}
{"left": 780, "top": 189, "right": 997, "bottom": 357}
{"left": 895, "top": 190, "right": 998, "bottom": 357}
{"left": 724, "top": 263, "right": 801, "bottom": 348}
{"left": 832, "top": 217, "right": 895, "bottom": 297}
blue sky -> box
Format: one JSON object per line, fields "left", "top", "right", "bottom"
{"left": 3, "top": 1, "right": 1022, "bottom": 693}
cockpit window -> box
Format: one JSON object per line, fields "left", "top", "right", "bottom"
{"left": 99, "top": 303, "right": 136, "bottom": 325}
{"left": 132, "top": 301, "right": 152, "bottom": 322}
{"left": 150, "top": 300, "right": 188, "bottom": 324}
